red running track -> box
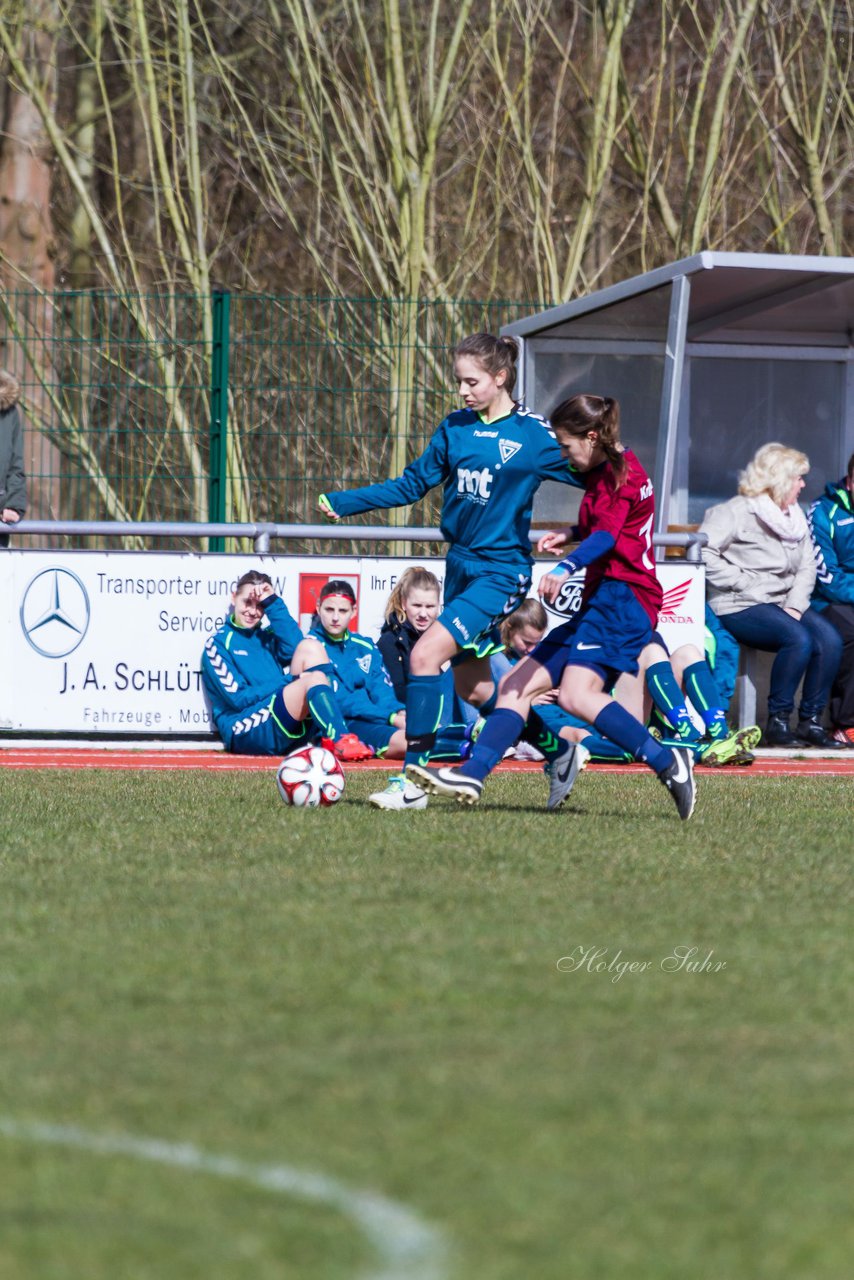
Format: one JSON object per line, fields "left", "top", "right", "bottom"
{"left": 1, "top": 749, "right": 853, "bottom": 776}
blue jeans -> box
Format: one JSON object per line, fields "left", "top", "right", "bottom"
{"left": 720, "top": 604, "right": 842, "bottom": 720}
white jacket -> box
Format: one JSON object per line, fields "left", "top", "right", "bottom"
{"left": 699, "top": 494, "right": 816, "bottom": 617}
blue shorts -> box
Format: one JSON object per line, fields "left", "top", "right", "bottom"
{"left": 440, "top": 550, "right": 531, "bottom": 659}
{"left": 228, "top": 685, "right": 310, "bottom": 755}
{"left": 533, "top": 580, "right": 653, "bottom": 686}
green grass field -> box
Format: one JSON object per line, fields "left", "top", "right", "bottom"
{"left": 1, "top": 767, "right": 852, "bottom": 1280}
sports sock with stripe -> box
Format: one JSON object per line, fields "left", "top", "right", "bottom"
{"left": 305, "top": 680, "right": 348, "bottom": 741}
{"left": 520, "top": 709, "right": 565, "bottom": 762}
{"left": 404, "top": 673, "right": 445, "bottom": 769}
{"left": 645, "top": 660, "right": 702, "bottom": 744}
{"left": 683, "top": 661, "right": 729, "bottom": 739}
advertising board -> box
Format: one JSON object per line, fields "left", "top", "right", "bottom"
{"left": 0, "top": 552, "right": 704, "bottom": 735}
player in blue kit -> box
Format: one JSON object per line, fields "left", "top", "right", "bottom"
{"left": 201, "top": 569, "right": 370, "bottom": 758}
{"left": 318, "top": 332, "right": 582, "bottom": 810}
{"left": 411, "top": 393, "right": 698, "bottom": 820}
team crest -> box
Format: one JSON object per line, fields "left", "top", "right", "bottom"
{"left": 356, "top": 654, "right": 372, "bottom": 673}
{"left": 499, "top": 438, "right": 522, "bottom": 464}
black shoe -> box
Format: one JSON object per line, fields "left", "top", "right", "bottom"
{"left": 764, "top": 714, "right": 799, "bottom": 747}
{"left": 795, "top": 716, "right": 837, "bottom": 748}
{"left": 658, "top": 747, "right": 696, "bottom": 820}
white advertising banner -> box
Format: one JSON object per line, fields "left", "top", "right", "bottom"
{"left": 0, "top": 551, "right": 704, "bottom": 736}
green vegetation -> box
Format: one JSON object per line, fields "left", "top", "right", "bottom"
{"left": 1, "top": 769, "right": 851, "bottom": 1279}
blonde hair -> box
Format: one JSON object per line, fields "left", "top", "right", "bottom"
{"left": 738, "top": 443, "right": 809, "bottom": 506}
{"left": 0, "top": 370, "right": 20, "bottom": 412}
{"left": 384, "top": 566, "right": 441, "bottom": 625}
{"left": 499, "top": 597, "right": 547, "bottom": 648}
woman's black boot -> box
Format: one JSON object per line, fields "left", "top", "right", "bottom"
{"left": 795, "top": 715, "right": 836, "bottom": 748}
{"left": 764, "top": 714, "right": 799, "bottom": 746}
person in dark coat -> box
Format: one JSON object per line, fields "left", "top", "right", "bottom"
{"left": 0, "top": 370, "right": 27, "bottom": 547}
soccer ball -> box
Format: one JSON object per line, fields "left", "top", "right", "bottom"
{"left": 276, "top": 744, "right": 345, "bottom": 808}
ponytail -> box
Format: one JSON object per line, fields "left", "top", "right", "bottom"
{"left": 550, "top": 393, "right": 626, "bottom": 488}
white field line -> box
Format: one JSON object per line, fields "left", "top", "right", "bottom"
{"left": 0, "top": 1118, "right": 448, "bottom": 1280}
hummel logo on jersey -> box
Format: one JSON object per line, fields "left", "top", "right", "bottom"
{"left": 499, "top": 438, "right": 522, "bottom": 464}
{"left": 473, "top": 429, "right": 498, "bottom": 438}
{"left": 457, "top": 466, "right": 493, "bottom": 500}
{"left": 356, "top": 654, "right": 372, "bottom": 674}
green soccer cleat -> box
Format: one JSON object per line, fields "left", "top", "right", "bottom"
{"left": 697, "top": 733, "right": 743, "bottom": 767}
{"left": 735, "top": 725, "right": 762, "bottom": 754}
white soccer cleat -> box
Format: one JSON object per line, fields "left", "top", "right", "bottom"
{"left": 368, "top": 774, "right": 428, "bottom": 811}
{"left": 544, "top": 742, "right": 590, "bottom": 811}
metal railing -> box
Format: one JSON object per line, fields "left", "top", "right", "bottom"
{"left": 2, "top": 521, "right": 708, "bottom": 560}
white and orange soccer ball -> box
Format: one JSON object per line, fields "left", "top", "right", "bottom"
{"left": 275, "top": 744, "right": 345, "bottom": 808}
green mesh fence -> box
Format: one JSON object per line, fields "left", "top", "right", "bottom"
{"left": 0, "top": 291, "right": 538, "bottom": 549}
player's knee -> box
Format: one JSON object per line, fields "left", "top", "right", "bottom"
{"left": 299, "top": 669, "right": 328, "bottom": 690}
{"left": 410, "top": 643, "right": 443, "bottom": 677}
{"left": 292, "top": 636, "right": 327, "bottom": 673}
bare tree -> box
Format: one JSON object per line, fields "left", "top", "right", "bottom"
{"left": 0, "top": 0, "right": 63, "bottom": 527}
{"left": 0, "top": 0, "right": 850, "bottom": 531}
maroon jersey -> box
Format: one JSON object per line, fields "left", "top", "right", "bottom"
{"left": 577, "top": 449, "right": 663, "bottom": 624}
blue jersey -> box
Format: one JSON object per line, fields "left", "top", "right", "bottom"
{"left": 809, "top": 478, "right": 854, "bottom": 608}
{"left": 325, "top": 404, "right": 581, "bottom": 566}
{"left": 201, "top": 594, "right": 304, "bottom": 746}
{"left": 309, "top": 618, "right": 402, "bottom": 725}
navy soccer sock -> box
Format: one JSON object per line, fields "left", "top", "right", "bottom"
{"left": 270, "top": 689, "right": 308, "bottom": 739}
{"left": 459, "top": 709, "right": 525, "bottom": 781}
{"left": 593, "top": 701, "right": 672, "bottom": 774}
{"left": 645, "top": 660, "right": 701, "bottom": 744}
{"left": 404, "top": 673, "right": 446, "bottom": 769}
{"left": 683, "top": 661, "right": 729, "bottom": 739}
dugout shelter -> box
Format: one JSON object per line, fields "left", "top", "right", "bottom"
{"left": 504, "top": 252, "right": 854, "bottom": 538}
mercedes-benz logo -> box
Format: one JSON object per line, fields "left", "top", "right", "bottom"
{"left": 20, "top": 568, "right": 91, "bottom": 658}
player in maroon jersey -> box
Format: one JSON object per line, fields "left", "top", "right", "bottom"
{"left": 409, "top": 393, "right": 697, "bottom": 819}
